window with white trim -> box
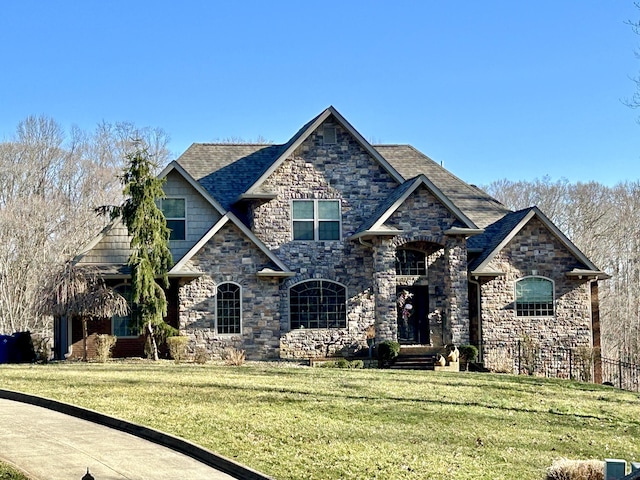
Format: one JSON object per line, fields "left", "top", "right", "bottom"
{"left": 160, "top": 198, "right": 186, "bottom": 240}
{"left": 289, "top": 280, "right": 346, "bottom": 329}
{"left": 216, "top": 282, "right": 241, "bottom": 334}
{"left": 292, "top": 200, "right": 341, "bottom": 241}
{"left": 515, "top": 277, "right": 554, "bottom": 317}
{"left": 395, "top": 249, "right": 427, "bottom": 276}
{"left": 111, "top": 284, "right": 141, "bottom": 337}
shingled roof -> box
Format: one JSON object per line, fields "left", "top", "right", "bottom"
{"left": 176, "top": 142, "right": 510, "bottom": 229}
{"left": 373, "top": 145, "right": 510, "bottom": 229}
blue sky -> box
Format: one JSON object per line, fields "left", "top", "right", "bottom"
{"left": 1, "top": 1, "right": 639, "bottom": 186}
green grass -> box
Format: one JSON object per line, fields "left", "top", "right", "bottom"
{"left": 0, "top": 462, "right": 30, "bottom": 480}
{"left": 1, "top": 362, "right": 638, "bottom": 479}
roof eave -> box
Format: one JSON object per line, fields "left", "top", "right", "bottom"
{"left": 444, "top": 227, "right": 485, "bottom": 236}
{"left": 565, "top": 269, "right": 611, "bottom": 281}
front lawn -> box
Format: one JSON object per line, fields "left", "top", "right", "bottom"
{"left": 1, "top": 362, "right": 638, "bottom": 479}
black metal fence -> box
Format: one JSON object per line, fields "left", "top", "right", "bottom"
{"left": 480, "top": 340, "right": 640, "bottom": 392}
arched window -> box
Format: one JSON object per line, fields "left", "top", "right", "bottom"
{"left": 515, "top": 277, "right": 554, "bottom": 317}
{"left": 217, "top": 282, "right": 241, "bottom": 334}
{"left": 111, "top": 284, "right": 141, "bottom": 337}
{"left": 289, "top": 280, "right": 347, "bottom": 329}
{"left": 395, "top": 249, "right": 427, "bottom": 276}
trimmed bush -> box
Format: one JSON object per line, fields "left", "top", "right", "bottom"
{"left": 95, "top": 334, "right": 116, "bottom": 363}
{"left": 166, "top": 336, "right": 189, "bottom": 363}
{"left": 377, "top": 340, "right": 400, "bottom": 368}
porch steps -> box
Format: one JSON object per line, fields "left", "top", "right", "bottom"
{"left": 390, "top": 346, "right": 441, "bottom": 370}
{"left": 390, "top": 354, "right": 437, "bottom": 370}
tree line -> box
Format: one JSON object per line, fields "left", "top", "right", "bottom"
{"left": 485, "top": 177, "right": 640, "bottom": 363}
{"left": 0, "top": 115, "right": 170, "bottom": 339}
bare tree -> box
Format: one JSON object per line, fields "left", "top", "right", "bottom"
{"left": 486, "top": 177, "right": 640, "bottom": 363}
{"left": 0, "top": 116, "right": 171, "bottom": 338}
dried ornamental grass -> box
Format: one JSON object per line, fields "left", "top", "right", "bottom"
{"left": 222, "top": 347, "right": 246, "bottom": 366}
{"left": 546, "top": 459, "right": 604, "bottom": 480}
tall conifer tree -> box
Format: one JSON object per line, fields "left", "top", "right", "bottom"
{"left": 117, "top": 147, "right": 173, "bottom": 360}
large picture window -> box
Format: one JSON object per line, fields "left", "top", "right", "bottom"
{"left": 292, "top": 200, "right": 341, "bottom": 241}
{"left": 289, "top": 280, "right": 346, "bottom": 329}
{"left": 160, "top": 198, "right": 186, "bottom": 240}
{"left": 217, "top": 282, "right": 241, "bottom": 334}
{"left": 111, "top": 284, "right": 141, "bottom": 337}
{"left": 515, "top": 277, "right": 554, "bottom": 317}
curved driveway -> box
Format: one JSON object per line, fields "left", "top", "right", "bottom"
{"left": 0, "top": 392, "right": 270, "bottom": 480}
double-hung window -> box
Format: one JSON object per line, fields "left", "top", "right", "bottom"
{"left": 111, "top": 284, "right": 141, "bottom": 337}
{"left": 160, "top": 198, "right": 186, "bottom": 241}
{"left": 292, "top": 200, "right": 341, "bottom": 241}
{"left": 515, "top": 277, "right": 554, "bottom": 317}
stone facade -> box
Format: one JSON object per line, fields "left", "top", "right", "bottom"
{"left": 66, "top": 108, "right": 602, "bottom": 364}
{"left": 479, "top": 217, "right": 593, "bottom": 369}
{"left": 178, "top": 222, "right": 282, "bottom": 359}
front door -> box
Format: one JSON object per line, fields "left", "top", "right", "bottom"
{"left": 397, "top": 286, "right": 429, "bottom": 344}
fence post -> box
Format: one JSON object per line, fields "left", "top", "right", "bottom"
{"left": 619, "top": 360, "right": 623, "bottom": 389}
{"left": 517, "top": 340, "right": 521, "bottom": 375}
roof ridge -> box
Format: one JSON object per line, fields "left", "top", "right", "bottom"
{"left": 193, "top": 143, "right": 277, "bottom": 147}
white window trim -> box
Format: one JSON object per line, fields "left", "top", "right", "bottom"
{"left": 215, "top": 281, "right": 243, "bottom": 336}
{"left": 287, "top": 279, "right": 348, "bottom": 330}
{"left": 161, "top": 197, "right": 187, "bottom": 241}
{"left": 514, "top": 275, "right": 555, "bottom": 318}
{"left": 111, "top": 283, "right": 140, "bottom": 338}
{"left": 291, "top": 199, "right": 342, "bottom": 241}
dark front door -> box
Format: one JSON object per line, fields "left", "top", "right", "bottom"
{"left": 397, "top": 286, "right": 429, "bottom": 344}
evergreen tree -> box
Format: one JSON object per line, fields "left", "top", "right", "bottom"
{"left": 115, "top": 147, "right": 173, "bottom": 360}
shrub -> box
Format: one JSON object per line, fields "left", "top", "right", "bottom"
{"left": 194, "top": 347, "right": 209, "bottom": 364}
{"left": 222, "top": 347, "right": 246, "bottom": 366}
{"left": 377, "top": 340, "right": 400, "bottom": 368}
{"left": 95, "top": 334, "right": 117, "bottom": 363}
{"left": 459, "top": 344, "right": 478, "bottom": 363}
{"left": 166, "top": 336, "right": 189, "bottom": 364}
{"left": 545, "top": 458, "right": 603, "bottom": 480}
{"left": 318, "top": 359, "right": 365, "bottom": 369}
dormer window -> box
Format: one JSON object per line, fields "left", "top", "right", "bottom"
{"left": 292, "top": 200, "right": 341, "bottom": 241}
{"left": 159, "top": 198, "right": 186, "bottom": 240}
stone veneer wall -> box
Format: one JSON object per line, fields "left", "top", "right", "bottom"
{"left": 178, "top": 221, "right": 282, "bottom": 359}
{"left": 250, "top": 119, "right": 400, "bottom": 358}
{"left": 386, "top": 186, "right": 469, "bottom": 347}
{"left": 479, "top": 217, "right": 592, "bottom": 371}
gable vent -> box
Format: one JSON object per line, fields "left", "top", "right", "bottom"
{"left": 323, "top": 126, "right": 337, "bottom": 145}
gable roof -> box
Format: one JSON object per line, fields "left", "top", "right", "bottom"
{"left": 176, "top": 119, "right": 510, "bottom": 229}
{"left": 170, "top": 212, "right": 293, "bottom": 277}
{"left": 374, "top": 145, "right": 510, "bottom": 229}
{"left": 351, "top": 175, "right": 482, "bottom": 240}
{"left": 244, "top": 106, "right": 405, "bottom": 193}
{"left": 469, "top": 206, "right": 607, "bottom": 278}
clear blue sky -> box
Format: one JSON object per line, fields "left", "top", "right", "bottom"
{"left": 1, "top": 1, "right": 639, "bottom": 186}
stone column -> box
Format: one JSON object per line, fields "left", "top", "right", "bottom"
{"left": 443, "top": 235, "right": 469, "bottom": 345}
{"left": 373, "top": 237, "right": 397, "bottom": 343}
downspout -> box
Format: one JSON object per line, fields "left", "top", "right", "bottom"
{"left": 589, "top": 278, "right": 602, "bottom": 384}
{"left": 469, "top": 277, "right": 482, "bottom": 361}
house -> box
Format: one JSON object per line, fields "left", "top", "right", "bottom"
{"left": 55, "top": 107, "right": 607, "bottom": 368}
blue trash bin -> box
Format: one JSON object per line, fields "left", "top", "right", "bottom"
{"left": 0, "top": 335, "right": 11, "bottom": 364}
